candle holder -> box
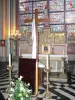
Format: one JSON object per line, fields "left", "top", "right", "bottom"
{"left": 10, "top": 29, "right": 21, "bottom": 57}
{"left": 6, "top": 53, "right": 13, "bottom": 99}
{"left": 10, "top": 30, "right": 21, "bottom": 40}
{"left": 6, "top": 30, "right": 21, "bottom": 98}
{"left": 43, "top": 68, "right": 51, "bottom": 99}
{"left": 6, "top": 64, "right": 12, "bottom": 92}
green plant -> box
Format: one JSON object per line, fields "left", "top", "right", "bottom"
{"left": 10, "top": 76, "right": 32, "bottom": 100}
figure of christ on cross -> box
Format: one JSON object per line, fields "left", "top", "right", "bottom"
{"left": 24, "top": 9, "right": 50, "bottom": 95}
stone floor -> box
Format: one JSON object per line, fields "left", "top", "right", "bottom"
{"left": 0, "top": 60, "right": 75, "bottom": 100}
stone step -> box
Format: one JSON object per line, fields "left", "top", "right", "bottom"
{"left": 71, "top": 76, "right": 75, "bottom": 80}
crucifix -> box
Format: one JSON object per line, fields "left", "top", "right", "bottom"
{"left": 24, "top": 9, "right": 50, "bottom": 95}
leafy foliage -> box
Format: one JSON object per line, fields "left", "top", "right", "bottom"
{"left": 10, "top": 76, "right": 32, "bottom": 100}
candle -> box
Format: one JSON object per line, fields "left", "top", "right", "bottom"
{"left": 9, "top": 54, "right": 11, "bottom": 67}
{"left": 46, "top": 55, "right": 49, "bottom": 69}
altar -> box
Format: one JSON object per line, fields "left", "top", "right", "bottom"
{"left": 22, "top": 53, "right": 67, "bottom": 72}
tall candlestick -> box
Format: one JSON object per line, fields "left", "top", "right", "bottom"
{"left": 47, "top": 55, "right": 49, "bottom": 69}
{"left": 9, "top": 54, "right": 11, "bottom": 67}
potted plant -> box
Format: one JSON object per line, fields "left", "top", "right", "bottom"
{"left": 9, "top": 76, "right": 32, "bottom": 100}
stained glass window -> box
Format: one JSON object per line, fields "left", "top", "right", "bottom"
{"left": 33, "top": 1, "right": 47, "bottom": 13}
{"left": 19, "top": 2, "right": 32, "bottom": 14}
{"left": 19, "top": 14, "right": 32, "bottom": 25}
{"left": 49, "top": 0, "right": 64, "bottom": 11}
{"left": 50, "top": 13, "right": 64, "bottom": 24}
{"left": 20, "top": 26, "right": 32, "bottom": 33}
{"left": 66, "top": 25, "right": 75, "bottom": 40}
{"left": 50, "top": 25, "right": 64, "bottom": 32}
{"left": 19, "top": 0, "right": 75, "bottom": 44}
{"left": 66, "top": 12, "right": 75, "bottom": 23}
{"left": 19, "top": 15, "right": 24, "bottom": 25}
{"left": 66, "top": 0, "right": 75, "bottom": 11}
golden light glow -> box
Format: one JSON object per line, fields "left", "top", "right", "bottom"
{"left": 10, "top": 29, "right": 21, "bottom": 40}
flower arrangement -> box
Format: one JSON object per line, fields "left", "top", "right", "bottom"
{"left": 9, "top": 76, "right": 32, "bottom": 100}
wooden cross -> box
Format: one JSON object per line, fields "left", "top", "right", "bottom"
{"left": 24, "top": 9, "right": 50, "bottom": 95}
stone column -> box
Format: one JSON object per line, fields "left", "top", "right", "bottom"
{"left": 0, "top": 0, "right": 3, "bottom": 56}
